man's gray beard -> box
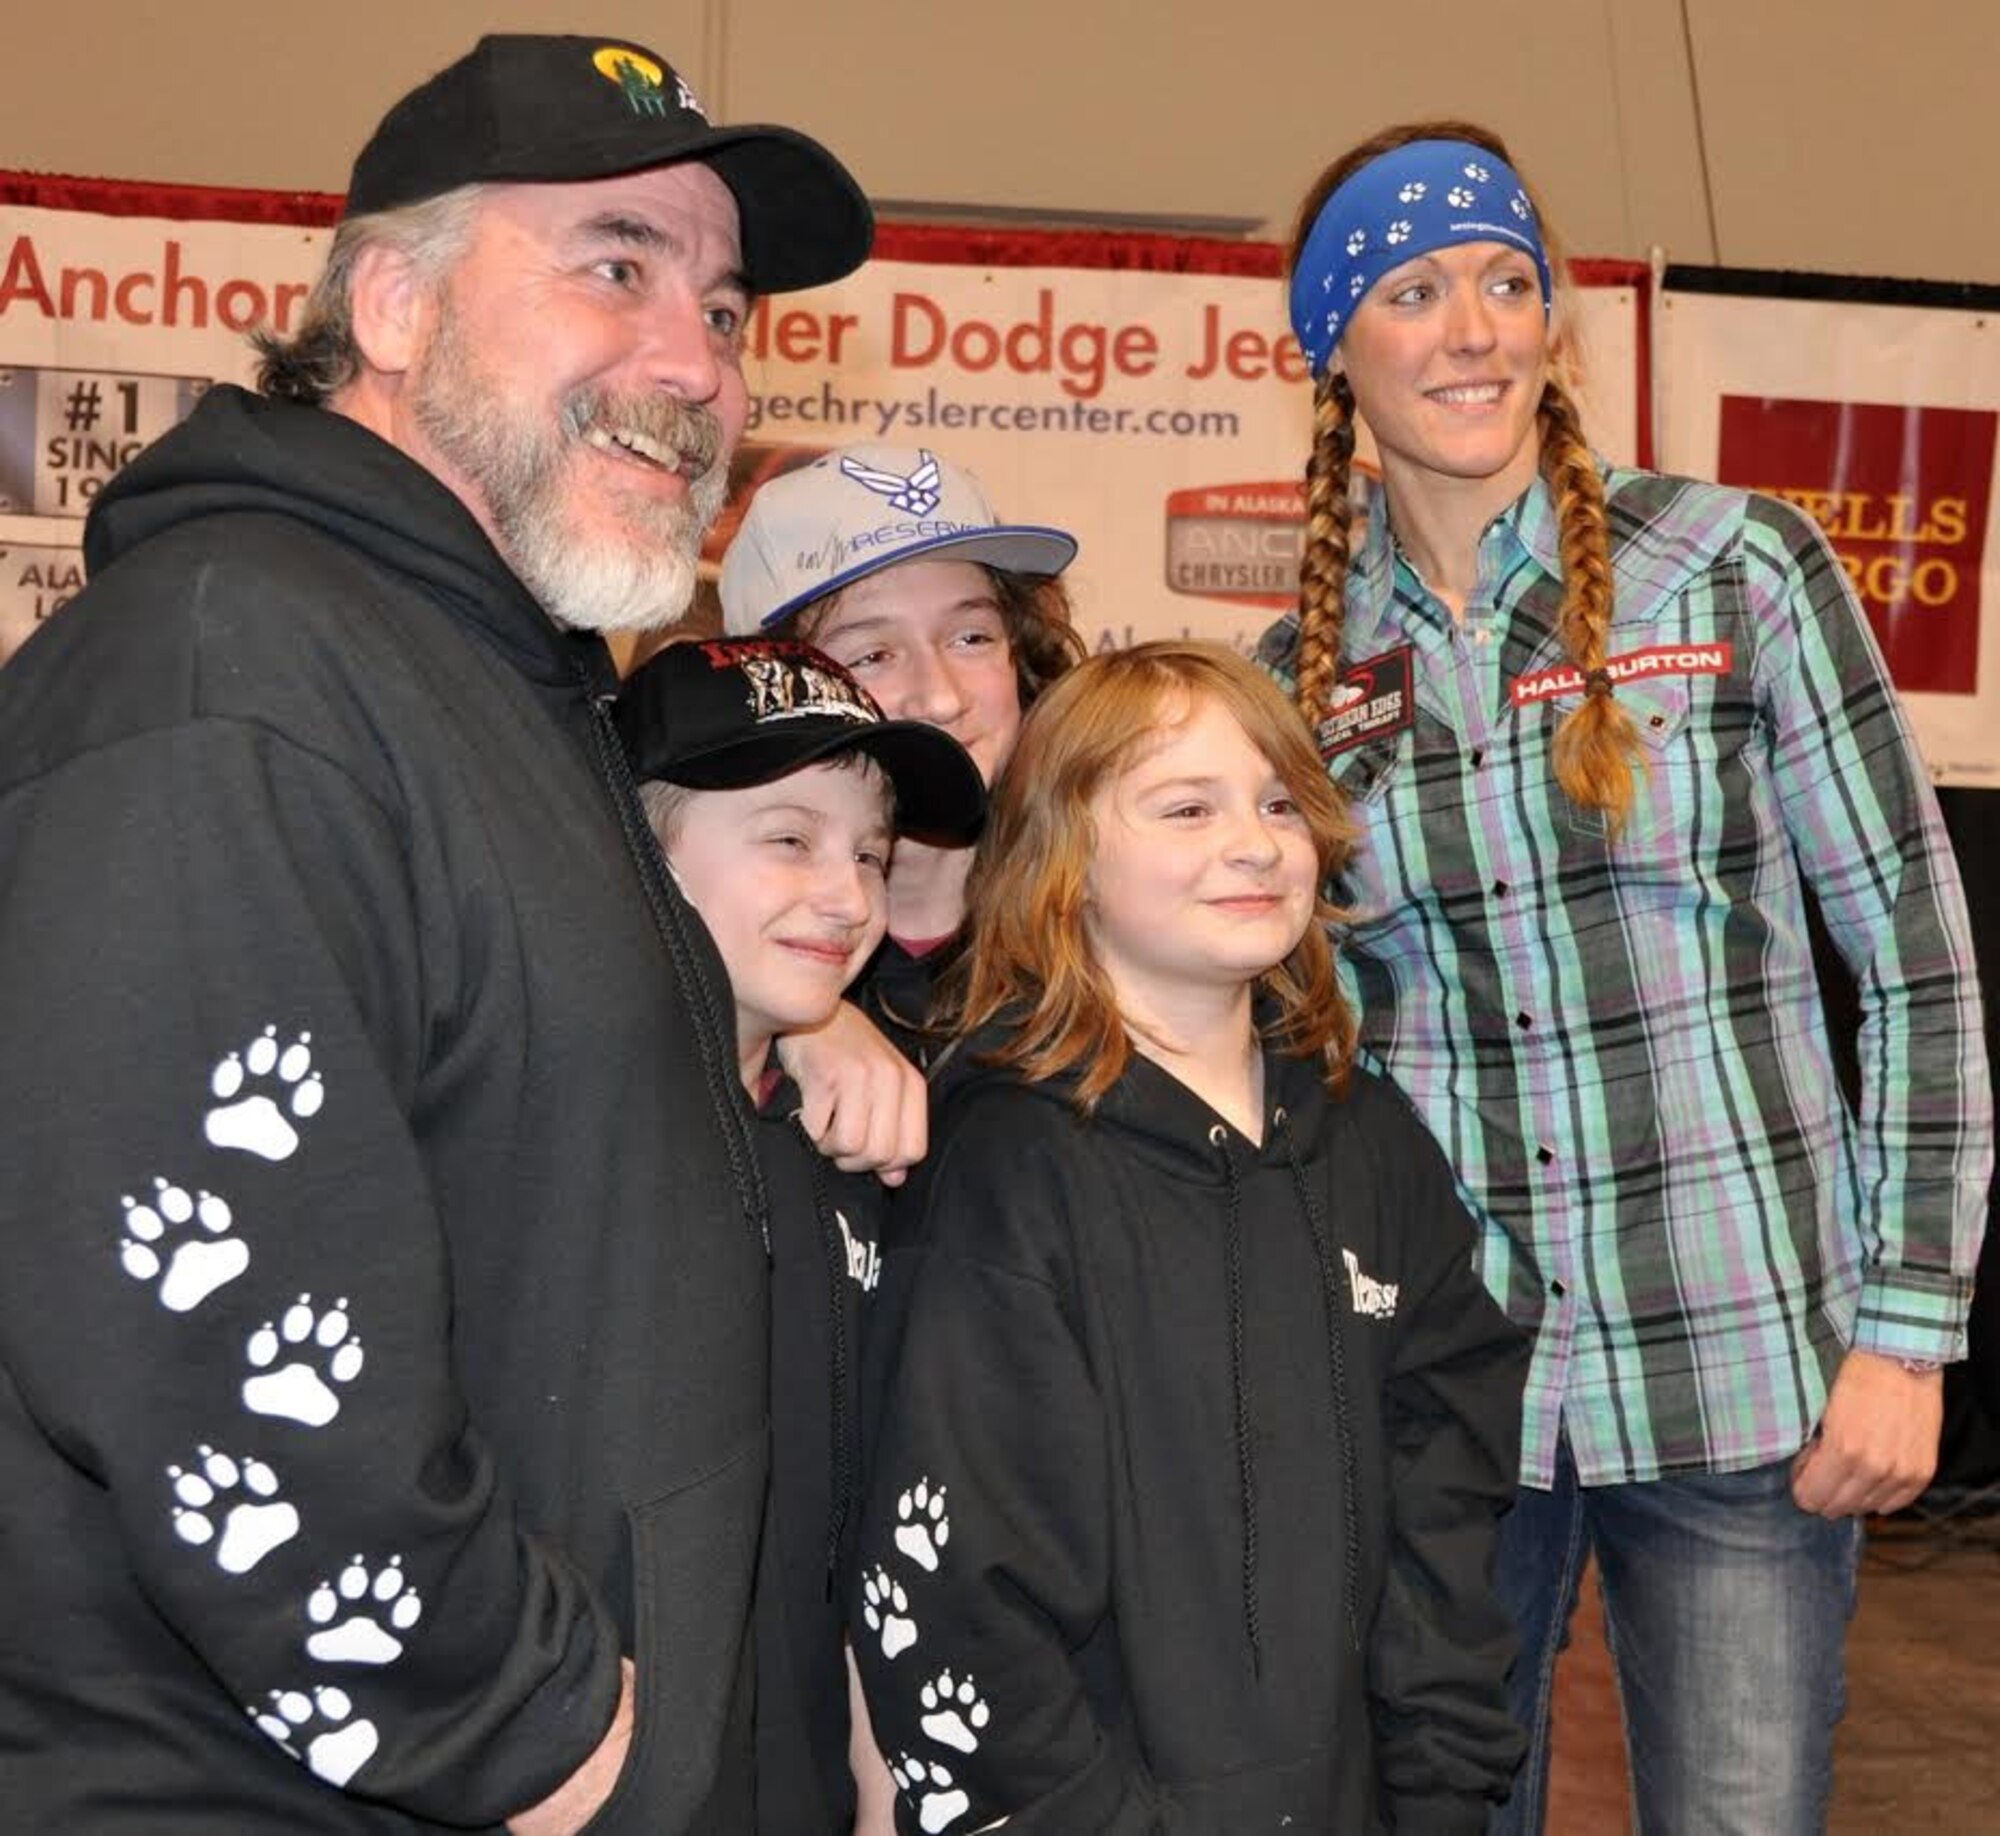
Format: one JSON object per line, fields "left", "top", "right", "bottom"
{"left": 410, "top": 304, "right": 729, "bottom": 635}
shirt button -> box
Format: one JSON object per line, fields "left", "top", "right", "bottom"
{"left": 1491, "top": 878, "right": 1510, "bottom": 898}
{"left": 1515, "top": 1011, "right": 1534, "bottom": 1030}
{"left": 1550, "top": 1279, "right": 1568, "bottom": 1299}
{"left": 1470, "top": 747, "right": 1486, "bottom": 769}
{"left": 1536, "top": 1145, "right": 1555, "bottom": 1165}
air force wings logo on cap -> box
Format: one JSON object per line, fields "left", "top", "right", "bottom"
{"left": 839, "top": 449, "right": 944, "bottom": 517}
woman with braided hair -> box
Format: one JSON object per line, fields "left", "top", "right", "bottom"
{"left": 1259, "top": 123, "right": 1991, "bottom": 1835}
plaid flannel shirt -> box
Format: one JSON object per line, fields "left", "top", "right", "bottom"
{"left": 1261, "top": 466, "right": 1992, "bottom": 1486}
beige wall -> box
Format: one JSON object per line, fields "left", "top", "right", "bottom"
{"left": 6, "top": 1, "right": 1995, "bottom": 283}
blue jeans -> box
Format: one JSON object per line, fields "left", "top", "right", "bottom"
{"left": 1489, "top": 1441, "right": 1862, "bottom": 1836}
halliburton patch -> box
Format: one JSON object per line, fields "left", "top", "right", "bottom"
{"left": 1510, "top": 641, "right": 1734, "bottom": 707}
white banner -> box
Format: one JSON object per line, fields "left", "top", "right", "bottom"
{"left": 0, "top": 191, "right": 1643, "bottom": 670}
{"left": 719, "top": 256, "right": 1641, "bottom": 658}
{"left": 1656, "top": 285, "right": 2000, "bottom": 786}
{"left": 0, "top": 206, "right": 331, "bottom": 658}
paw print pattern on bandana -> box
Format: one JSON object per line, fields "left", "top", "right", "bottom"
{"left": 862, "top": 1566, "right": 918, "bottom": 1659}
{"left": 894, "top": 1478, "right": 950, "bottom": 1573}
{"left": 204, "top": 1028, "right": 324, "bottom": 1162}
{"left": 119, "top": 1179, "right": 247, "bottom": 1313}
{"left": 249, "top": 1685, "right": 379, "bottom": 1788}
{"left": 1287, "top": 139, "right": 1555, "bottom": 377}
{"left": 305, "top": 1556, "right": 423, "bottom": 1665}
{"left": 168, "top": 1446, "right": 299, "bottom": 1574}
{"left": 890, "top": 1753, "right": 972, "bottom": 1834}
{"left": 918, "top": 1669, "right": 992, "bottom": 1754}
{"left": 243, "top": 1295, "right": 364, "bottom": 1428}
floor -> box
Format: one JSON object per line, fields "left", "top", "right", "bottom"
{"left": 1543, "top": 1501, "right": 2000, "bottom": 1833}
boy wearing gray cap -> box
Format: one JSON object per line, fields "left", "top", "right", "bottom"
{"left": 721, "top": 445, "right": 1084, "bottom": 1061}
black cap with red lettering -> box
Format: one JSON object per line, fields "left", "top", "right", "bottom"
{"left": 344, "top": 34, "right": 872, "bottom": 294}
{"left": 617, "top": 639, "right": 988, "bottom": 844}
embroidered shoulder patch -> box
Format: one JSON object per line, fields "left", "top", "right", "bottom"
{"left": 1316, "top": 645, "right": 1415, "bottom": 760}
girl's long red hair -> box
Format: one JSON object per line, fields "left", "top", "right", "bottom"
{"left": 945, "top": 641, "right": 1359, "bottom": 1111}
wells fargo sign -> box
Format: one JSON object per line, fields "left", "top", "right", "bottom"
{"left": 1717, "top": 394, "right": 1995, "bottom": 697}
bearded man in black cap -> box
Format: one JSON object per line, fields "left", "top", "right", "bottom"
{"left": 0, "top": 36, "right": 878, "bottom": 1835}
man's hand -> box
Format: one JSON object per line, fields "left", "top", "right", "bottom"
{"left": 507, "top": 1657, "right": 634, "bottom": 1836}
{"left": 776, "top": 1001, "right": 926, "bottom": 1186}
{"left": 1790, "top": 1348, "right": 1945, "bottom": 1519}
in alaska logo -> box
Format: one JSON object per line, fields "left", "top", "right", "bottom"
{"left": 1163, "top": 481, "right": 1306, "bottom": 609}
{"left": 1717, "top": 394, "right": 1995, "bottom": 697}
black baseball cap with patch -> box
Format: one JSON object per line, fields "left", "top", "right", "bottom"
{"left": 617, "top": 638, "right": 987, "bottom": 845}
{"left": 344, "top": 34, "right": 872, "bottom": 294}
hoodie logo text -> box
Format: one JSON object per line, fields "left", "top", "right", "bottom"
{"left": 1343, "top": 1247, "right": 1398, "bottom": 1319}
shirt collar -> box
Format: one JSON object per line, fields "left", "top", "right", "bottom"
{"left": 1350, "top": 470, "right": 1562, "bottom": 636}
{"left": 1507, "top": 470, "right": 1565, "bottom": 580}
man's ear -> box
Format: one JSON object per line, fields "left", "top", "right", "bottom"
{"left": 348, "top": 240, "right": 436, "bottom": 378}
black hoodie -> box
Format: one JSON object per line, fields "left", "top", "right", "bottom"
{"left": 0, "top": 387, "right": 771, "bottom": 1831}
{"left": 851, "top": 1038, "right": 1528, "bottom": 1835}
{"left": 850, "top": 931, "right": 962, "bottom": 1069}
{"left": 752, "top": 1075, "right": 885, "bottom": 1833}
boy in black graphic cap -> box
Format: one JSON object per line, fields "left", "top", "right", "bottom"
{"left": 617, "top": 639, "right": 983, "bottom": 1835}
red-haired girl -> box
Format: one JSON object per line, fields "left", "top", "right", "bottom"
{"left": 852, "top": 641, "right": 1527, "bottom": 1834}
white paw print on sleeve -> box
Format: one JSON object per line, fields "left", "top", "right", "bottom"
{"left": 167, "top": 1445, "right": 298, "bottom": 1574}
{"left": 305, "top": 1554, "right": 423, "bottom": 1665}
{"left": 894, "top": 1477, "right": 950, "bottom": 1573}
{"left": 118, "top": 1179, "right": 247, "bottom": 1312}
{"left": 861, "top": 1565, "right": 918, "bottom": 1659}
{"left": 204, "top": 1027, "right": 325, "bottom": 1162}
{"left": 890, "top": 1753, "right": 972, "bottom": 1834}
{"left": 248, "top": 1684, "right": 380, "bottom": 1787}
{"left": 242, "top": 1295, "right": 364, "bottom": 1428}
{"left": 918, "top": 1668, "right": 991, "bottom": 1754}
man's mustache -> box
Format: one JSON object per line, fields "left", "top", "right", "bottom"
{"left": 562, "top": 388, "right": 724, "bottom": 481}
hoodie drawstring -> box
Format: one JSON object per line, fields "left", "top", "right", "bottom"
{"left": 1277, "top": 1108, "right": 1363, "bottom": 1654}
{"left": 797, "top": 1121, "right": 858, "bottom": 1602}
{"left": 585, "top": 683, "right": 770, "bottom": 1255}
{"left": 1209, "top": 1124, "right": 1263, "bottom": 1676}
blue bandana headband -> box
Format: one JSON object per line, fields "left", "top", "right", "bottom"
{"left": 1288, "top": 139, "right": 1555, "bottom": 376}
